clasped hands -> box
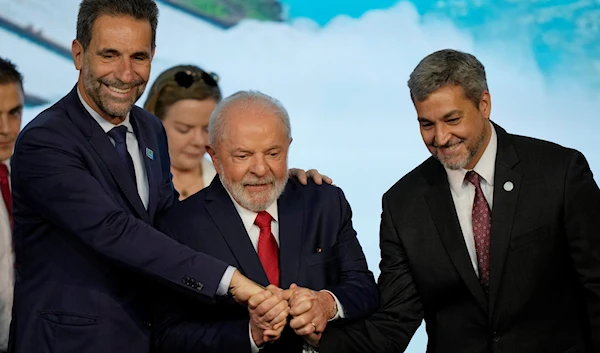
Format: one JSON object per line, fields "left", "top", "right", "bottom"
{"left": 247, "top": 283, "right": 336, "bottom": 348}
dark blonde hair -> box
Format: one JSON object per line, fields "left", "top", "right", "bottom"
{"left": 144, "top": 64, "right": 222, "bottom": 119}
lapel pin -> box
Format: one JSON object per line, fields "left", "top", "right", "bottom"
{"left": 503, "top": 181, "right": 514, "bottom": 192}
{"left": 145, "top": 148, "right": 154, "bottom": 160}
{"left": 316, "top": 248, "right": 322, "bottom": 253}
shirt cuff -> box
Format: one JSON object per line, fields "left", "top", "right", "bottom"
{"left": 216, "top": 266, "right": 237, "bottom": 296}
{"left": 321, "top": 290, "right": 345, "bottom": 321}
{"left": 303, "top": 341, "right": 319, "bottom": 352}
{"left": 249, "top": 321, "right": 262, "bottom": 353}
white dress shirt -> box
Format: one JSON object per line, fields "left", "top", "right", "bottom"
{"left": 444, "top": 122, "right": 498, "bottom": 276}
{"left": 225, "top": 193, "right": 344, "bottom": 353}
{"left": 0, "top": 159, "right": 13, "bottom": 351}
{"left": 77, "top": 89, "right": 149, "bottom": 209}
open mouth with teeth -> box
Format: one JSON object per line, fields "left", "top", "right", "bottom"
{"left": 106, "top": 84, "right": 133, "bottom": 94}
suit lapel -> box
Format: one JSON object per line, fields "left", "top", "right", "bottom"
{"left": 424, "top": 159, "right": 488, "bottom": 313}
{"left": 205, "top": 178, "right": 270, "bottom": 286}
{"left": 488, "top": 124, "right": 521, "bottom": 320}
{"left": 277, "top": 182, "right": 303, "bottom": 289}
{"left": 65, "top": 86, "right": 149, "bottom": 222}
{"left": 130, "top": 110, "right": 160, "bottom": 221}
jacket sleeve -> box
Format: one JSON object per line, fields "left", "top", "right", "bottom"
{"left": 563, "top": 150, "right": 600, "bottom": 350}
{"left": 151, "top": 220, "right": 253, "bottom": 353}
{"left": 325, "top": 187, "right": 379, "bottom": 320}
{"left": 320, "top": 192, "right": 424, "bottom": 353}
{"left": 12, "top": 124, "right": 229, "bottom": 301}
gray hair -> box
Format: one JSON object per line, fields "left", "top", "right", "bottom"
{"left": 76, "top": 0, "right": 159, "bottom": 50}
{"left": 408, "top": 49, "right": 488, "bottom": 107}
{"left": 208, "top": 90, "right": 292, "bottom": 147}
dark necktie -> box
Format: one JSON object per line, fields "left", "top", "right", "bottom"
{"left": 0, "top": 164, "right": 12, "bottom": 229}
{"left": 107, "top": 126, "right": 137, "bottom": 184}
{"left": 254, "top": 211, "right": 279, "bottom": 286}
{"left": 465, "top": 171, "right": 491, "bottom": 292}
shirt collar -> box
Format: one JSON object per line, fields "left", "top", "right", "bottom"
{"left": 77, "top": 87, "right": 133, "bottom": 134}
{"left": 225, "top": 183, "right": 279, "bottom": 232}
{"left": 1, "top": 159, "right": 10, "bottom": 174}
{"left": 445, "top": 121, "right": 498, "bottom": 195}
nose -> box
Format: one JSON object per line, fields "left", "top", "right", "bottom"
{"left": 0, "top": 114, "right": 10, "bottom": 136}
{"left": 114, "top": 57, "right": 135, "bottom": 83}
{"left": 249, "top": 155, "right": 268, "bottom": 177}
{"left": 190, "top": 128, "right": 207, "bottom": 148}
{"left": 434, "top": 124, "right": 451, "bottom": 147}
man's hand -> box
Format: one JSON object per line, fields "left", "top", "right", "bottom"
{"left": 228, "top": 269, "right": 264, "bottom": 304}
{"left": 287, "top": 283, "right": 336, "bottom": 340}
{"left": 248, "top": 285, "right": 290, "bottom": 346}
{"left": 288, "top": 168, "right": 333, "bottom": 185}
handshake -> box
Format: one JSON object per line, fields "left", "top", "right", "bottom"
{"left": 229, "top": 271, "right": 337, "bottom": 349}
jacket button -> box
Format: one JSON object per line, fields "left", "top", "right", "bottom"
{"left": 143, "top": 321, "right": 151, "bottom": 328}
{"left": 492, "top": 332, "right": 500, "bottom": 342}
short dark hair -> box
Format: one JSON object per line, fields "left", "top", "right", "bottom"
{"left": 0, "top": 57, "right": 24, "bottom": 90}
{"left": 408, "top": 49, "right": 488, "bottom": 107}
{"left": 76, "top": 0, "right": 159, "bottom": 50}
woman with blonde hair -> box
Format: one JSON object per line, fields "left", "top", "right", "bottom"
{"left": 144, "top": 65, "right": 221, "bottom": 199}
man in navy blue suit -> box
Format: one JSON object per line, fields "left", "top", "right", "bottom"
{"left": 8, "top": 1, "right": 328, "bottom": 352}
{"left": 152, "top": 90, "right": 379, "bottom": 353}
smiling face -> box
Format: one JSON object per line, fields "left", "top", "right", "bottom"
{"left": 72, "top": 15, "right": 154, "bottom": 123}
{"left": 207, "top": 102, "right": 291, "bottom": 212}
{"left": 415, "top": 84, "right": 492, "bottom": 170}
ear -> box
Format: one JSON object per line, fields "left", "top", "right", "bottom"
{"left": 206, "top": 145, "right": 220, "bottom": 174}
{"left": 72, "top": 39, "right": 84, "bottom": 70}
{"left": 479, "top": 91, "right": 492, "bottom": 120}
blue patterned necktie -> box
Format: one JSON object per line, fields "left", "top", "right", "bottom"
{"left": 107, "top": 125, "right": 137, "bottom": 185}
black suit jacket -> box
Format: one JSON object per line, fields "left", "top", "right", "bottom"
{"left": 320, "top": 123, "right": 600, "bottom": 353}
{"left": 151, "top": 177, "right": 379, "bottom": 353}
{"left": 8, "top": 86, "right": 229, "bottom": 353}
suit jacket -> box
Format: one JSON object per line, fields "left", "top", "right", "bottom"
{"left": 151, "top": 177, "right": 379, "bottom": 353}
{"left": 320, "top": 123, "right": 600, "bottom": 353}
{"left": 8, "top": 86, "right": 229, "bottom": 353}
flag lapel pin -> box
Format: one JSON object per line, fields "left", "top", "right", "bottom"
{"left": 146, "top": 147, "right": 154, "bottom": 160}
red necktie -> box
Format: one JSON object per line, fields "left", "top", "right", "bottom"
{"left": 254, "top": 211, "right": 279, "bottom": 287}
{"left": 0, "top": 164, "right": 12, "bottom": 229}
{"left": 465, "top": 171, "right": 491, "bottom": 291}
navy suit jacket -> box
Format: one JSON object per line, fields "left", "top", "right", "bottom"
{"left": 8, "top": 86, "right": 229, "bottom": 353}
{"left": 151, "top": 177, "right": 379, "bottom": 353}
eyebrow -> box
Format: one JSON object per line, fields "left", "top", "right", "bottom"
{"left": 8, "top": 104, "right": 23, "bottom": 114}
{"left": 418, "top": 109, "right": 462, "bottom": 123}
{"left": 96, "top": 48, "right": 150, "bottom": 58}
{"left": 231, "top": 148, "right": 253, "bottom": 154}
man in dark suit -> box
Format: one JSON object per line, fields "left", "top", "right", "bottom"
{"left": 151, "top": 90, "right": 379, "bottom": 353}
{"left": 319, "top": 49, "right": 600, "bottom": 353}
{"left": 8, "top": 1, "right": 327, "bottom": 352}
{"left": 0, "top": 58, "right": 24, "bottom": 353}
